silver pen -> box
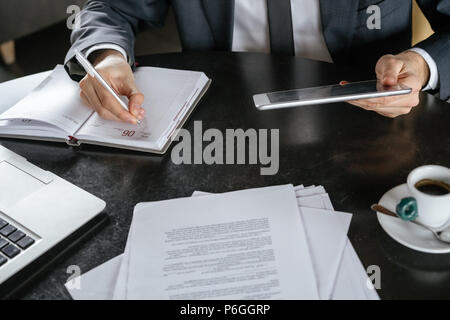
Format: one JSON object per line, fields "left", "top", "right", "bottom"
{"left": 74, "top": 50, "right": 141, "bottom": 125}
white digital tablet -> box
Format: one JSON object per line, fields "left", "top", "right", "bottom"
{"left": 253, "top": 80, "right": 412, "bottom": 110}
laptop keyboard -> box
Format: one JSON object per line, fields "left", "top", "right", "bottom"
{"left": 0, "top": 217, "right": 35, "bottom": 267}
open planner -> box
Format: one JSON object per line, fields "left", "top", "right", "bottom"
{"left": 0, "top": 65, "right": 211, "bottom": 154}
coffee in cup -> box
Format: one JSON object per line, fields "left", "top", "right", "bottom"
{"left": 397, "top": 165, "right": 450, "bottom": 228}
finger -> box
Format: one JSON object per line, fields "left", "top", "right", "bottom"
{"left": 128, "top": 93, "right": 145, "bottom": 119}
{"left": 339, "top": 78, "right": 415, "bottom": 108}
{"left": 370, "top": 105, "right": 413, "bottom": 117}
{"left": 129, "top": 103, "right": 145, "bottom": 119}
{"left": 376, "top": 111, "right": 397, "bottom": 118}
{"left": 348, "top": 98, "right": 414, "bottom": 116}
{"left": 376, "top": 107, "right": 412, "bottom": 117}
{"left": 118, "top": 80, "right": 145, "bottom": 118}
{"left": 352, "top": 92, "right": 419, "bottom": 109}
{"left": 347, "top": 100, "right": 412, "bottom": 117}
{"left": 352, "top": 73, "right": 421, "bottom": 107}
{"left": 376, "top": 55, "right": 404, "bottom": 86}
{"left": 81, "top": 91, "right": 121, "bottom": 121}
{"left": 339, "top": 80, "right": 412, "bottom": 114}
{"left": 80, "top": 81, "right": 121, "bottom": 121}
{"left": 351, "top": 93, "right": 412, "bottom": 107}
{"left": 80, "top": 91, "right": 93, "bottom": 108}
{"left": 348, "top": 100, "right": 411, "bottom": 114}
{"left": 90, "top": 75, "right": 138, "bottom": 124}
{"left": 80, "top": 80, "right": 103, "bottom": 111}
{"left": 397, "top": 73, "right": 423, "bottom": 93}
{"left": 347, "top": 100, "right": 374, "bottom": 110}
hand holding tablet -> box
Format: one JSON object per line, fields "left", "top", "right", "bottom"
{"left": 253, "top": 80, "right": 412, "bottom": 111}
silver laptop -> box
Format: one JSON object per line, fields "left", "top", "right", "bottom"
{"left": 0, "top": 145, "right": 106, "bottom": 292}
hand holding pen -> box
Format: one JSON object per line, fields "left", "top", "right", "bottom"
{"left": 75, "top": 49, "right": 145, "bottom": 124}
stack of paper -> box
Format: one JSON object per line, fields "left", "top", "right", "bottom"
{"left": 66, "top": 184, "right": 379, "bottom": 300}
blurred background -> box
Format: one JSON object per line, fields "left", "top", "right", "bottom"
{"left": 0, "top": 0, "right": 433, "bottom": 84}
{"left": 0, "top": 0, "right": 182, "bottom": 83}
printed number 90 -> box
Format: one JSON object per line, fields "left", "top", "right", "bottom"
{"left": 122, "top": 130, "right": 135, "bottom": 137}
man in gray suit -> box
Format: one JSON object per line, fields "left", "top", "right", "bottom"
{"left": 65, "top": 0, "right": 449, "bottom": 123}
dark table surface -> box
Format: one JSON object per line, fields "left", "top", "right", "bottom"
{"left": 1, "top": 52, "right": 449, "bottom": 300}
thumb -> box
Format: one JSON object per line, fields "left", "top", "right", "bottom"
{"left": 376, "top": 55, "right": 404, "bottom": 86}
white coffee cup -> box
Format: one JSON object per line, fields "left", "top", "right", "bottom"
{"left": 406, "top": 165, "right": 450, "bottom": 228}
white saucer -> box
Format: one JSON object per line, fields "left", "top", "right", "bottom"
{"left": 377, "top": 183, "right": 450, "bottom": 254}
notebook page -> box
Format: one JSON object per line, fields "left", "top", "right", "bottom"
{"left": 0, "top": 70, "right": 51, "bottom": 115}
{"left": 0, "top": 65, "right": 93, "bottom": 135}
{"left": 74, "top": 67, "right": 209, "bottom": 151}
{"left": 0, "top": 119, "right": 68, "bottom": 141}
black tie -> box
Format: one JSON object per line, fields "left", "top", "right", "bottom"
{"left": 266, "top": 0, "right": 295, "bottom": 55}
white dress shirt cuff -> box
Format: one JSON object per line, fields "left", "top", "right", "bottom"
{"left": 408, "top": 47, "right": 439, "bottom": 91}
{"left": 84, "top": 43, "right": 129, "bottom": 64}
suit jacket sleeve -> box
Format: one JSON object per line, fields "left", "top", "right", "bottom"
{"left": 414, "top": 0, "right": 450, "bottom": 100}
{"left": 64, "top": 0, "right": 169, "bottom": 81}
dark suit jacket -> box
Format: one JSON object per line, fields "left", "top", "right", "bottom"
{"left": 65, "top": 0, "right": 450, "bottom": 100}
